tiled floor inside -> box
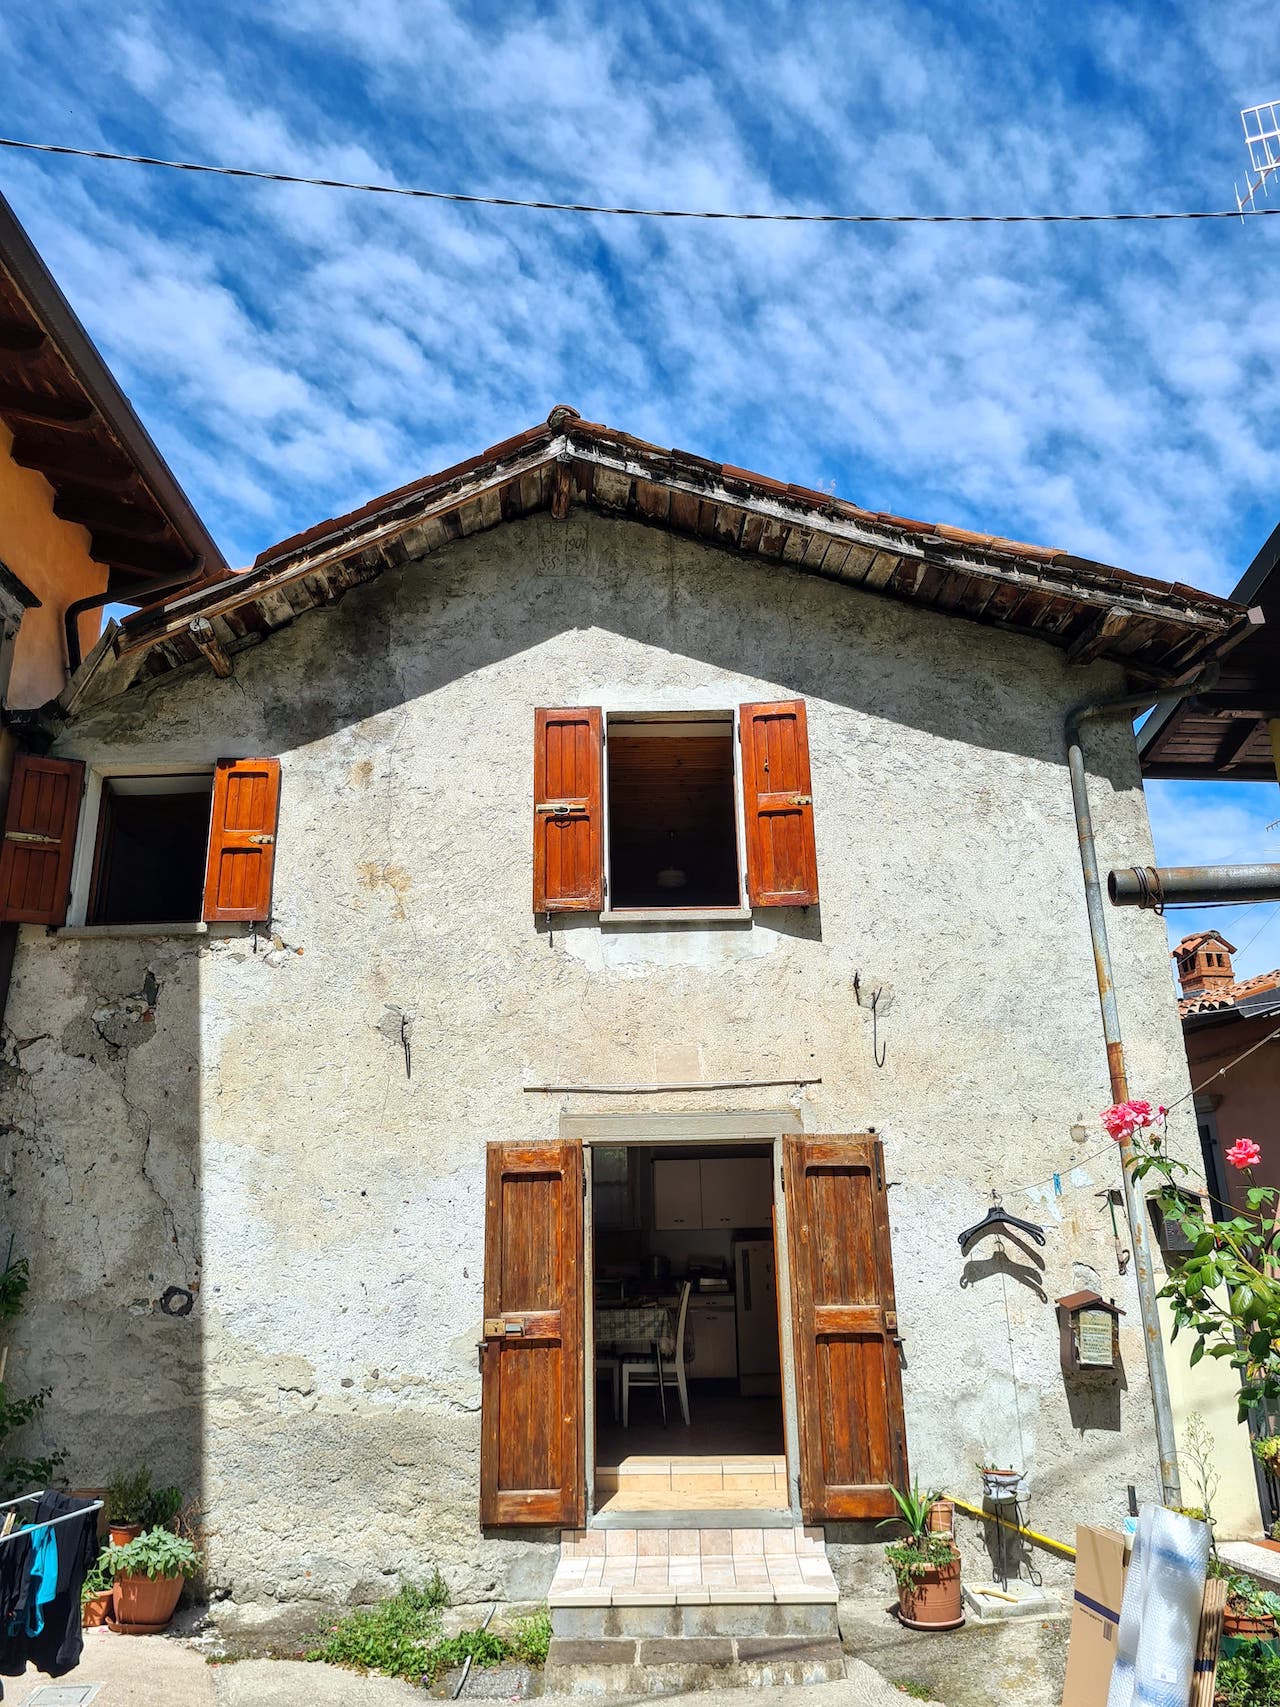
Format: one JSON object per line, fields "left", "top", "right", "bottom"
{"left": 550, "top": 1525, "right": 838, "bottom": 1605}
{"left": 596, "top": 1388, "right": 786, "bottom": 1511}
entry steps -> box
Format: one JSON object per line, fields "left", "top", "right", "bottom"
{"left": 547, "top": 1525, "right": 844, "bottom": 1692}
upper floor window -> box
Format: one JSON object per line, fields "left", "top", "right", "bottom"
{"left": 532, "top": 700, "right": 818, "bottom": 918}
{"left": 0, "top": 754, "right": 282, "bottom": 929}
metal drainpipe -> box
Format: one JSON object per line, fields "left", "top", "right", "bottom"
{"left": 63, "top": 557, "right": 204, "bottom": 676}
{"left": 1065, "top": 667, "right": 1217, "bottom": 1511}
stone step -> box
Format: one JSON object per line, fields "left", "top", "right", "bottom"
{"left": 544, "top": 1634, "right": 847, "bottom": 1694}
{"left": 550, "top": 1524, "right": 838, "bottom": 1610}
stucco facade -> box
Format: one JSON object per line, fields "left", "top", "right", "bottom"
{"left": 0, "top": 511, "right": 1203, "bottom": 1611}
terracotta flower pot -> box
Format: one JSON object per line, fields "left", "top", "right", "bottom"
{"left": 111, "top": 1572, "right": 183, "bottom": 1633}
{"left": 81, "top": 1589, "right": 113, "bottom": 1628}
{"left": 108, "top": 1523, "right": 143, "bottom": 1548}
{"left": 928, "top": 1500, "right": 954, "bottom": 1535}
{"left": 897, "top": 1548, "right": 964, "bottom": 1631}
{"left": 1222, "top": 1606, "right": 1277, "bottom": 1640}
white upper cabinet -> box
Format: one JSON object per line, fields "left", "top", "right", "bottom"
{"left": 652, "top": 1156, "right": 773, "bottom": 1230}
{"left": 651, "top": 1158, "right": 703, "bottom": 1229}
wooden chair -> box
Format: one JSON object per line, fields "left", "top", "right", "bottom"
{"left": 622, "top": 1282, "right": 692, "bottom": 1427}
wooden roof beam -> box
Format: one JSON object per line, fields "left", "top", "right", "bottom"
{"left": 1214, "top": 719, "right": 1262, "bottom": 772}
{"left": 0, "top": 320, "right": 46, "bottom": 355}
{"left": 89, "top": 531, "right": 191, "bottom": 578}
{"left": 51, "top": 491, "right": 168, "bottom": 539}
{"left": 8, "top": 442, "right": 141, "bottom": 492}
{"left": 0, "top": 383, "right": 94, "bottom": 431}
{"left": 1067, "top": 606, "right": 1130, "bottom": 666}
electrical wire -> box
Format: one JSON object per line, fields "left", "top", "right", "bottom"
{"left": 2, "top": 136, "right": 1280, "bottom": 225}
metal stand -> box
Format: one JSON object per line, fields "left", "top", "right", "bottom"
{"left": 981, "top": 1473, "right": 1043, "bottom": 1591}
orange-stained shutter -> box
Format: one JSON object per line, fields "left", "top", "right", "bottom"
{"left": 784, "top": 1134, "right": 909, "bottom": 1521}
{"left": 479, "top": 1140, "right": 585, "bottom": 1527}
{"left": 740, "top": 699, "right": 819, "bottom": 906}
{"left": 533, "top": 708, "right": 603, "bottom": 912}
{"left": 0, "top": 754, "right": 84, "bottom": 926}
{"left": 202, "top": 758, "right": 281, "bottom": 922}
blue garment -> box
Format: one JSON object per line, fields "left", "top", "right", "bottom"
{"left": 5, "top": 1524, "right": 56, "bottom": 1639}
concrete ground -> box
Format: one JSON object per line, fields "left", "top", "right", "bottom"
{"left": 3, "top": 1631, "right": 940, "bottom": 1705}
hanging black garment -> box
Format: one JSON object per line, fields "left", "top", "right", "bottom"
{"left": 23, "top": 1494, "right": 99, "bottom": 1678}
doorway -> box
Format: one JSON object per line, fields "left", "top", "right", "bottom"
{"left": 588, "top": 1140, "right": 789, "bottom": 1515}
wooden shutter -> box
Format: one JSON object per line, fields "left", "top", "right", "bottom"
{"left": 533, "top": 708, "right": 603, "bottom": 912}
{"left": 0, "top": 754, "right": 84, "bottom": 926}
{"left": 784, "top": 1134, "right": 908, "bottom": 1520}
{"left": 741, "top": 700, "right": 818, "bottom": 906}
{"left": 202, "top": 758, "right": 281, "bottom": 922}
{"left": 479, "top": 1141, "right": 585, "bottom": 1527}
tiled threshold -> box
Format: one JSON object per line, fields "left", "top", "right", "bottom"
{"left": 596, "top": 1454, "right": 787, "bottom": 1514}
{"left": 551, "top": 1525, "right": 838, "bottom": 1607}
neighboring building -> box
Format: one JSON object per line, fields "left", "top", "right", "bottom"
{"left": 0, "top": 405, "right": 1251, "bottom": 1617}
{"left": 1173, "top": 930, "right": 1280, "bottom": 1214}
{"left": 0, "top": 188, "right": 223, "bottom": 712}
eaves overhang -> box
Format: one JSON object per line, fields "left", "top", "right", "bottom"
{"left": 65, "top": 406, "right": 1250, "bottom": 712}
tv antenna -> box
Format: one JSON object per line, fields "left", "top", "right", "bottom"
{"left": 1237, "top": 100, "right": 1280, "bottom": 218}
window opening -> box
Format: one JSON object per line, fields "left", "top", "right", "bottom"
{"left": 89, "top": 774, "right": 213, "bottom": 925}
{"left": 605, "top": 714, "right": 739, "bottom": 909}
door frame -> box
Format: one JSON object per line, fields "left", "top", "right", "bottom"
{"left": 563, "top": 1109, "right": 804, "bottom": 1519}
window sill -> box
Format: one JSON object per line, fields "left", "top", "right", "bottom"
{"left": 598, "top": 907, "right": 752, "bottom": 925}
{"left": 53, "top": 922, "right": 255, "bottom": 940}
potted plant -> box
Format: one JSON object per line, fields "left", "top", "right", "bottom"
{"left": 1215, "top": 1566, "right": 1280, "bottom": 1640}
{"left": 80, "top": 1557, "right": 114, "bottom": 1628}
{"left": 880, "top": 1479, "right": 963, "bottom": 1631}
{"left": 978, "top": 1465, "right": 1024, "bottom": 1501}
{"left": 106, "top": 1528, "right": 201, "bottom": 1634}
{"left": 105, "top": 1468, "right": 152, "bottom": 1546}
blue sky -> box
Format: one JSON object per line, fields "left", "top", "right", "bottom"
{"left": 0, "top": 1, "right": 1277, "bottom": 976}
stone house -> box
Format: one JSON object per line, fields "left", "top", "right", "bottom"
{"left": 0, "top": 405, "right": 1252, "bottom": 1622}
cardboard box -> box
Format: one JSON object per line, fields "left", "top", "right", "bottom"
{"left": 1061, "top": 1525, "right": 1131, "bottom": 1707}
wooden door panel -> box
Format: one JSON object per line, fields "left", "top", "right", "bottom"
{"left": 785, "top": 1134, "right": 907, "bottom": 1521}
{"left": 533, "top": 709, "right": 603, "bottom": 912}
{"left": 480, "top": 1141, "right": 584, "bottom": 1527}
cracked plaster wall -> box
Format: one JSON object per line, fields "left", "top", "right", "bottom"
{"left": 0, "top": 513, "right": 1199, "bottom": 1609}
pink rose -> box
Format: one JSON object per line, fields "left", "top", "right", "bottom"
{"left": 1101, "top": 1100, "right": 1158, "bottom": 1143}
{"left": 1225, "top": 1138, "right": 1262, "bottom": 1170}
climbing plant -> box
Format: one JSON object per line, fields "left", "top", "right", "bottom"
{"left": 1103, "top": 1101, "right": 1280, "bottom": 1424}
{"left": 0, "top": 1251, "right": 64, "bottom": 1495}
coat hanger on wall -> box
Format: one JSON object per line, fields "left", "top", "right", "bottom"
{"left": 957, "top": 1192, "right": 1046, "bottom": 1252}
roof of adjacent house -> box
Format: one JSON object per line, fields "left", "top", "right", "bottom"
{"left": 1180, "top": 965, "right": 1280, "bottom": 1021}
{"left": 1173, "top": 930, "right": 1237, "bottom": 956}
{"left": 1139, "top": 518, "right": 1280, "bottom": 781}
{"left": 64, "top": 405, "right": 1254, "bottom": 709}
{"left": 0, "top": 190, "right": 225, "bottom": 595}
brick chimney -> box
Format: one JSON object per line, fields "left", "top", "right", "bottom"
{"left": 1172, "top": 931, "right": 1237, "bottom": 997}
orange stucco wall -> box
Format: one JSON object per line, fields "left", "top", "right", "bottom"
{"left": 0, "top": 419, "right": 106, "bottom": 708}
{"left": 1188, "top": 1011, "right": 1280, "bottom": 1210}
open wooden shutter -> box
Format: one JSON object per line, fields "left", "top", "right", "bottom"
{"left": 479, "top": 1141, "right": 585, "bottom": 1527}
{"left": 202, "top": 758, "right": 281, "bottom": 922}
{"left": 784, "top": 1134, "right": 908, "bottom": 1520}
{"left": 741, "top": 700, "right": 818, "bottom": 906}
{"left": 533, "top": 708, "right": 603, "bottom": 912}
{"left": 0, "top": 754, "right": 84, "bottom": 926}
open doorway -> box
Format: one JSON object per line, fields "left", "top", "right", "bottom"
{"left": 590, "top": 1142, "right": 787, "bottom": 1513}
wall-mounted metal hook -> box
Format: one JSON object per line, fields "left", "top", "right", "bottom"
{"left": 871, "top": 988, "right": 886, "bottom": 1068}
{"left": 853, "top": 970, "right": 862, "bottom": 1006}
{"left": 400, "top": 1014, "right": 412, "bottom": 1080}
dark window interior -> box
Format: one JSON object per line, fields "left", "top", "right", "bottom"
{"left": 606, "top": 719, "right": 739, "bottom": 908}
{"left": 90, "top": 777, "right": 213, "bottom": 925}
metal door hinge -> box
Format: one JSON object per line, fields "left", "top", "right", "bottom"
{"left": 791, "top": 794, "right": 812, "bottom": 806}
{"left": 4, "top": 831, "right": 56, "bottom": 845}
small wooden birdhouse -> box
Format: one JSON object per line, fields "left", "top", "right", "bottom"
{"left": 1057, "top": 1290, "right": 1124, "bottom": 1375}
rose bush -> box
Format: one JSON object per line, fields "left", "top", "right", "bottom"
{"left": 1104, "top": 1103, "right": 1280, "bottom": 1422}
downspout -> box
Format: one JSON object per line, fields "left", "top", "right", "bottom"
{"left": 63, "top": 557, "right": 204, "bottom": 676}
{"left": 1066, "top": 666, "right": 1217, "bottom": 1511}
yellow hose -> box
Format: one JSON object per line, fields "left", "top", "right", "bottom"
{"left": 945, "top": 1494, "right": 1077, "bottom": 1559}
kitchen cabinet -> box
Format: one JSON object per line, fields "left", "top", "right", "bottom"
{"left": 699, "top": 1157, "right": 773, "bottom": 1229}
{"left": 652, "top": 1158, "right": 703, "bottom": 1229}
{"left": 653, "top": 1156, "right": 774, "bottom": 1230}
{"left": 688, "top": 1298, "right": 738, "bottom": 1379}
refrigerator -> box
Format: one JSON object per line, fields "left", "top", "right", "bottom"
{"left": 733, "top": 1239, "right": 781, "bottom": 1396}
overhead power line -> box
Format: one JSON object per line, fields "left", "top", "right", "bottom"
{"left": 1, "top": 136, "right": 1279, "bottom": 225}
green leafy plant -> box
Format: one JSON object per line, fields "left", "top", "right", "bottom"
{"left": 106, "top": 1527, "right": 201, "bottom": 1581}
{"left": 1180, "top": 1412, "right": 1219, "bottom": 1538}
{"left": 893, "top": 1683, "right": 939, "bottom": 1703}
{"left": 105, "top": 1468, "right": 153, "bottom": 1526}
{"left": 1255, "top": 1435, "right": 1280, "bottom": 1469}
{"left": 428, "top": 1629, "right": 509, "bottom": 1674}
{"left": 0, "top": 1255, "right": 64, "bottom": 1496}
{"left": 1109, "top": 1108, "right": 1280, "bottom": 1421}
{"left": 146, "top": 1486, "right": 183, "bottom": 1530}
{"left": 1215, "top": 1640, "right": 1280, "bottom": 1706}
{"left": 879, "top": 1479, "right": 956, "bottom": 1592}
{"left": 510, "top": 1608, "right": 552, "bottom": 1668}
{"left": 79, "top": 1556, "right": 114, "bottom": 1610}
{"left": 305, "top": 1576, "right": 451, "bottom": 1682}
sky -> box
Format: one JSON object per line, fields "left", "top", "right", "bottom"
{"left": 0, "top": 0, "right": 1277, "bottom": 977}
